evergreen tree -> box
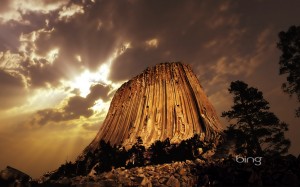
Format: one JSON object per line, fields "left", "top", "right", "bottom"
{"left": 93, "top": 140, "right": 115, "bottom": 173}
{"left": 189, "top": 134, "right": 205, "bottom": 157}
{"left": 113, "top": 145, "right": 128, "bottom": 168}
{"left": 75, "top": 159, "right": 86, "bottom": 176}
{"left": 277, "top": 25, "right": 300, "bottom": 117}
{"left": 128, "top": 137, "right": 145, "bottom": 167}
{"left": 175, "top": 140, "right": 194, "bottom": 161}
{"left": 222, "top": 81, "right": 290, "bottom": 156}
{"left": 149, "top": 138, "right": 170, "bottom": 164}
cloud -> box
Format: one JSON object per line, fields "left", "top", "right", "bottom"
{"left": 107, "top": 0, "right": 243, "bottom": 81}
{"left": 0, "top": 69, "right": 27, "bottom": 110}
{"left": 0, "top": 0, "right": 253, "bottom": 89}
{"left": 1, "top": 0, "right": 300, "bottom": 91}
{"left": 0, "top": 0, "right": 298, "bottom": 114}
{"left": 13, "top": 2, "right": 119, "bottom": 88}
{"left": 0, "top": 1, "right": 95, "bottom": 90}
{"left": 81, "top": 122, "right": 100, "bottom": 132}
{"left": 0, "top": 0, "right": 68, "bottom": 23}
{"left": 29, "top": 83, "right": 111, "bottom": 126}
{"left": 145, "top": 38, "right": 159, "bottom": 48}
{"left": 58, "top": 3, "right": 84, "bottom": 22}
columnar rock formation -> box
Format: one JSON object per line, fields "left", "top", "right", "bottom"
{"left": 86, "top": 62, "right": 222, "bottom": 150}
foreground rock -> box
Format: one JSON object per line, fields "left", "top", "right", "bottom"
{"left": 40, "top": 160, "right": 198, "bottom": 187}
{"left": 37, "top": 154, "right": 300, "bottom": 187}
{"left": 0, "top": 166, "right": 31, "bottom": 186}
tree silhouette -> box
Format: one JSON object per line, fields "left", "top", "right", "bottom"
{"left": 149, "top": 138, "right": 171, "bottom": 164}
{"left": 113, "top": 145, "right": 129, "bottom": 168}
{"left": 171, "top": 139, "right": 195, "bottom": 161}
{"left": 128, "top": 137, "right": 145, "bottom": 167}
{"left": 222, "top": 81, "right": 290, "bottom": 156}
{"left": 75, "top": 159, "right": 86, "bottom": 176}
{"left": 94, "top": 140, "right": 115, "bottom": 173}
{"left": 44, "top": 133, "right": 219, "bottom": 181}
{"left": 189, "top": 134, "right": 205, "bottom": 157}
{"left": 277, "top": 25, "right": 300, "bottom": 117}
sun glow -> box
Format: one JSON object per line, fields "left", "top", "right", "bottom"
{"left": 91, "top": 99, "right": 110, "bottom": 112}
{"left": 69, "top": 42, "right": 132, "bottom": 98}
{"left": 70, "top": 63, "right": 111, "bottom": 97}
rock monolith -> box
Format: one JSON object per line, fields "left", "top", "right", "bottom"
{"left": 85, "top": 62, "right": 222, "bottom": 151}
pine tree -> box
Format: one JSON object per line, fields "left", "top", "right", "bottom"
{"left": 222, "top": 81, "right": 290, "bottom": 156}
{"left": 277, "top": 25, "right": 300, "bottom": 117}
{"left": 128, "top": 137, "right": 145, "bottom": 167}
{"left": 149, "top": 138, "right": 171, "bottom": 164}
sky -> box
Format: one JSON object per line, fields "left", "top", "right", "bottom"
{"left": 0, "top": 0, "right": 299, "bottom": 178}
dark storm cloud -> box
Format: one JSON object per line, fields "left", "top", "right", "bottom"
{"left": 195, "top": 0, "right": 300, "bottom": 95}
{"left": 32, "top": 1, "right": 119, "bottom": 71}
{"left": 104, "top": 0, "right": 247, "bottom": 81}
{"left": 6, "top": 1, "right": 117, "bottom": 88}
{"left": 0, "top": 13, "right": 49, "bottom": 52}
{"left": 108, "top": 0, "right": 211, "bottom": 80}
{"left": 0, "top": 0, "right": 68, "bottom": 52}
{"left": 21, "top": 58, "right": 61, "bottom": 88}
{"left": 0, "top": 69, "right": 27, "bottom": 110}
{"left": 1, "top": 0, "right": 300, "bottom": 90}
{"left": 88, "top": 83, "right": 111, "bottom": 102}
{"left": 0, "top": 0, "right": 74, "bottom": 89}
{"left": 30, "top": 83, "right": 111, "bottom": 125}
{"left": 18, "top": 0, "right": 222, "bottom": 85}
{"left": 1, "top": 0, "right": 299, "bottom": 129}
{"left": 105, "top": 0, "right": 300, "bottom": 83}
{"left": 0, "top": 0, "right": 10, "bottom": 13}
{"left": 0, "top": 0, "right": 248, "bottom": 88}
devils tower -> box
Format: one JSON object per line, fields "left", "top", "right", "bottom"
{"left": 85, "top": 62, "right": 222, "bottom": 152}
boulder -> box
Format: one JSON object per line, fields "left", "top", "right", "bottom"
{"left": 195, "top": 158, "right": 205, "bottom": 165}
{"left": 58, "top": 177, "right": 72, "bottom": 185}
{"left": 178, "top": 168, "right": 187, "bottom": 175}
{"left": 166, "top": 175, "right": 180, "bottom": 187}
{"left": 140, "top": 176, "right": 152, "bottom": 187}
{"left": 159, "top": 177, "right": 168, "bottom": 184}
{"left": 104, "top": 179, "right": 117, "bottom": 186}
{"left": 103, "top": 171, "right": 114, "bottom": 180}
{"left": 202, "top": 150, "right": 215, "bottom": 160}
{"left": 0, "top": 166, "right": 31, "bottom": 184}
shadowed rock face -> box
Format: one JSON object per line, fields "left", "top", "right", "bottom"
{"left": 86, "top": 62, "right": 222, "bottom": 151}
{"left": 0, "top": 166, "right": 31, "bottom": 185}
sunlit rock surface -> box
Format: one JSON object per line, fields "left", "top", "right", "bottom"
{"left": 86, "top": 62, "right": 222, "bottom": 151}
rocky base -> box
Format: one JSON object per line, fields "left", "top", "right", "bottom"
{"left": 38, "top": 160, "right": 200, "bottom": 187}
{"left": 3, "top": 154, "right": 300, "bottom": 187}
{"left": 37, "top": 154, "right": 300, "bottom": 187}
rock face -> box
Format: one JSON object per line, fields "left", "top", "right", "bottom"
{"left": 0, "top": 166, "right": 31, "bottom": 186}
{"left": 86, "top": 62, "right": 222, "bottom": 150}
{"left": 51, "top": 160, "right": 199, "bottom": 187}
